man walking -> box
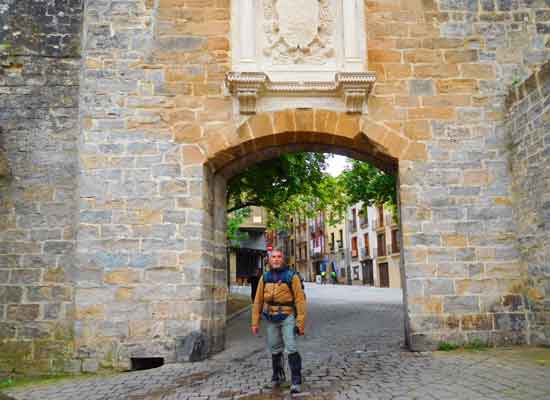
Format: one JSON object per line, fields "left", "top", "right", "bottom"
{"left": 251, "top": 249, "right": 307, "bottom": 394}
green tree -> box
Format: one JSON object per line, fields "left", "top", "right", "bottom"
{"left": 340, "top": 159, "right": 397, "bottom": 212}
{"left": 227, "top": 153, "right": 327, "bottom": 213}
{"left": 265, "top": 173, "right": 349, "bottom": 230}
{"left": 227, "top": 207, "right": 251, "bottom": 246}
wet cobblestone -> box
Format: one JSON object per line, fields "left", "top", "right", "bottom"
{"left": 4, "top": 285, "right": 549, "bottom": 400}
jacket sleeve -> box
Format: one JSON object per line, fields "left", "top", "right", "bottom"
{"left": 291, "top": 276, "right": 307, "bottom": 330}
{"left": 251, "top": 276, "right": 264, "bottom": 327}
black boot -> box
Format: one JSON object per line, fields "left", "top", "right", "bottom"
{"left": 288, "top": 352, "right": 302, "bottom": 394}
{"left": 271, "top": 353, "right": 285, "bottom": 387}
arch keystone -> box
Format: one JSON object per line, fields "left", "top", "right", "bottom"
{"left": 273, "top": 109, "right": 296, "bottom": 133}
{"left": 295, "top": 109, "right": 315, "bottom": 132}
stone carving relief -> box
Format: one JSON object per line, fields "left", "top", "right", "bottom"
{"left": 263, "top": 0, "right": 336, "bottom": 65}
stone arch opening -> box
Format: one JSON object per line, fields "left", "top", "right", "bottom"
{"left": 203, "top": 108, "right": 414, "bottom": 350}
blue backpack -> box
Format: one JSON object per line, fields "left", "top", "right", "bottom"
{"left": 263, "top": 268, "right": 306, "bottom": 301}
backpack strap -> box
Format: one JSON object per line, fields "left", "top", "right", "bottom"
{"left": 263, "top": 270, "right": 273, "bottom": 283}
{"left": 264, "top": 268, "right": 300, "bottom": 303}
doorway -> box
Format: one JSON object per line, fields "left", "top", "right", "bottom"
{"left": 378, "top": 263, "right": 389, "bottom": 288}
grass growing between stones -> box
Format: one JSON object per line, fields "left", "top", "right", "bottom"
{"left": 437, "top": 338, "right": 489, "bottom": 352}
{"left": 0, "top": 370, "right": 120, "bottom": 391}
{"left": 436, "top": 345, "right": 550, "bottom": 367}
{"left": 437, "top": 341, "right": 460, "bottom": 351}
{"left": 0, "top": 375, "right": 78, "bottom": 390}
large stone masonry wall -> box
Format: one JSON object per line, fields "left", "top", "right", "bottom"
{"left": 0, "top": 1, "right": 82, "bottom": 373}
{"left": 1, "top": 0, "right": 549, "bottom": 374}
{"left": 363, "top": 0, "right": 549, "bottom": 349}
{"left": 76, "top": 0, "right": 228, "bottom": 370}
{"left": 507, "top": 61, "right": 550, "bottom": 345}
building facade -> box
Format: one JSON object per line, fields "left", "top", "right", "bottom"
{"left": 325, "top": 218, "right": 348, "bottom": 284}
{"left": 348, "top": 203, "right": 401, "bottom": 288}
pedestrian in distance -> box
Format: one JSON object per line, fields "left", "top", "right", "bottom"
{"left": 248, "top": 264, "right": 262, "bottom": 302}
{"left": 251, "top": 248, "right": 307, "bottom": 394}
{"left": 331, "top": 270, "right": 337, "bottom": 284}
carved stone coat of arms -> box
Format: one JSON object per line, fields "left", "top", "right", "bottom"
{"left": 276, "top": 0, "right": 320, "bottom": 49}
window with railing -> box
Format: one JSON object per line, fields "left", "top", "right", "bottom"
{"left": 391, "top": 229, "right": 400, "bottom": 254}
{"left": 363, "top": 233, "right": 369, "bottom": 256}
{"left": 351, "top": 237, "right": 358, "bottom": 258}
{"left": 377, "top": 233, "right": 386, "bottom": 257}
{"left": 338, "top": 229, "right": 343, "bottom": 248}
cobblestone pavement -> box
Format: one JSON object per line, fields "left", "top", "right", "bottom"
{"left": 4, "top": 284, "right": 550, "bottom": 400}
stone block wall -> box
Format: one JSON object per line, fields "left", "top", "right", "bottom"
{"left": 360, "top": 0, "right": 549, "bottom": 349}
{"left": 507, "top": 61, "right": 550, "bottom": 345}
{"left": 75, "top": 0, "right": 229, "bottom": 370}
{"left": 0, "top": 0, "right": 82, "bottom": 373}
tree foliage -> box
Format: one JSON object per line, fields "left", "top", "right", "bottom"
{"left": 227, "top": 207, "right": 251, "bottom": 246}
{"left": 340, "top": 159, "right": 397, "bottom": 211}
{"left": 226, "top": 153, "right": 398, "bottom": 237}
{"left": 227, "top": 153, "right": 327, "bottom": 213}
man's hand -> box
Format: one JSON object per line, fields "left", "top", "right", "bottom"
{"left": 251, "top": 326, "right": 259, "bottom": 336}
{"left": 297, "top": 326, "right": 305, "bottom": 336}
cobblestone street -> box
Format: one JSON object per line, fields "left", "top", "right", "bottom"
{"left": 4, "top": 284, "right": 550, "bottom": 400}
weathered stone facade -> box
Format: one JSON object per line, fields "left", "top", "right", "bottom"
{"left": 0, "top": 0, "right": 82, "bottom": 373}
{"left": 0, "top": 0, "right": 549, "bottom": 374}
{"left": 507, "top": 61, "right": 550, "bottom": 346}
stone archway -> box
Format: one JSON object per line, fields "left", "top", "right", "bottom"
{"left": 200, "top": 109, "right": 425, "bottom": 174}
{"left": 201, "top": 108, "right": 418, "bottom": 349}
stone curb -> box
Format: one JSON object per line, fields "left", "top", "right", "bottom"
{"left": 227, "top": 304, "right": 252, "bottom": 323}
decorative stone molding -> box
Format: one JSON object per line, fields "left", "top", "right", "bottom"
{"left": 225, "top": 71, "right": 376, "bottom": 115}
{"left": 263, "top": 0, "right": 336, "bottom": 66}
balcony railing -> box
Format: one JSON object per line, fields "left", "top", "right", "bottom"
{"left": 312, "top": 246, "right": 323, "bottom": 256}
{"left": 360, "top": 247, "right": 371, "bottom": 260}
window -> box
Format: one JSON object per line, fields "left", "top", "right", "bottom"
{"left": 352, "top": 208, "right": 357, "bottom": 231}
{"left": 391, "top": 229, "right": 400, "bottom": 254}
{"left": 338, "top": 229, "right": 343, "bottom": 248}
{"left": 358, "top": 209, "right": 367, "bottom": 227}
{"left": 363, "top": 233, "right": 369, "bottom": 256}
{"left": 351, "top": 237, "right": 358, "bottom": 258}
{"left": 377, "top": 233, "right": 386, "bottom": 257}
{"left": 378, "top": 205, "right": 384, "bottom": 227}
{"left": 330, "top": 232, "right": 335, "bottom": 250}
{"left": 290, "top": 239, "right": 295, "bottom": 256}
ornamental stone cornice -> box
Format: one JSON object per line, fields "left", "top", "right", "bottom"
{"left": 225, "top": 71, "right": 376, "bottom": 115}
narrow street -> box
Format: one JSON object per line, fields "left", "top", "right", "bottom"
{"left": 4, "top": 284, "right": 549, "bottom": 400}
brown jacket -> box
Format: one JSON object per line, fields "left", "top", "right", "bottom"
{"left": 251, "top": 269, "right": 307, "bottom": 331}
